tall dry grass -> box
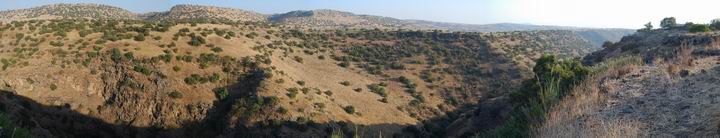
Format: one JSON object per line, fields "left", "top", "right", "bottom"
{"left": 533, "top": 56, "right": 646, "bottom": 138}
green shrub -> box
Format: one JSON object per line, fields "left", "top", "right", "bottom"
{"left": 480, "top": 55, "right": 593, "bottom": 137}
{"left": 367, "top": 84, "right": 387, "bottom": 97}
{"left": 172, "top": 66, "right": 181, "bottom": 72}
{"left": 133, "top": 66, "right": 152, "bottom": 75}
{"left": 314, "top": 103, "right": 325, "bottom": 109}
{"left": 277, "top": 107, "right": 288, "bottom": 114}
{"left": 0, "top": 113, "right": 33, "bottom": 137}
{"left": 134, "top": 34, "right": 145, "bottom": 41}
{"left": 49, "top": 41, "right": 64, "bottom": 47}
{"left": 216, "top": 88, "right": 229, "bottom": 100}
{"left": 184, "top": 74, "right": 202, "bottom": 85}
{"left": 110, "top": 48, "right": 122, "bottom": 62}
{"left": 124, "top": 52, "right": 134, "bottom": 60}
{"left": 689, "top": 24, "right": 711, "bottom": 33}
{"left": 293, "top": 56, "right": 304, "bottom": 63}
{"left": 339, "top": 81, "right": 351, "bottom": 86}
{"left": 275, "top": 79, "right": 285, "bottom": 83}
{"left": 296, "top": 80, "right": 306, "bottom": 86}
{"left": 50, "top": 84, "right": 57, "bottom": 91}
{"left": 338, "top": 61, "right": 350, "bottom": 68}
{"left": 211, "top": 47, "right": 223, "bottom": 53}
{"left": 287, "top": 88, "right": 299, "bottom": 98}
{"left": 169, "top": 91, "right": 183, "bottom": 99}
{"left": 188, "top": 34, "right": 206, "bottom": 46}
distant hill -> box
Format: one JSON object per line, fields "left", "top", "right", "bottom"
{"left": 0, "top": 3, "right": 136, "bottom": 20}
{"left": 140, "top": 4, "right": 267, "bottom": 22}
{"left": 0, "top": 3, "right": 634, "bottom": 46}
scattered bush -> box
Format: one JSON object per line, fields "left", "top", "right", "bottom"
{"left": 343, "top": 106, "right": 355, "bottom": 114}
{"left": 297, "top": 81, "right": 306, "bottom": 86}
{"left": 293, "top": 56, "right": 304, "bottom": 63}
{"left": 367, "top": 84, "right": 387, "bottom": 97}
{"left": 277, "top": 107, "right": 288, "bottom": 114}
{"left": 50, "top": 84, "right": 57, "bottom": 91}
{"left": 134, "top": 34, "right": 145, "bottom": 41}
{"left": 216, "top": 88, "right": 229, "bottom": 100}
{"left": 111, "top": 48, "right": 122, "bottom": 62}
{"left": 324, "top": 90, "right": 333, "bottom": 96}
{"left": 188, "top": 34, "right": 206, "bottom": 46}
{"left": 169, "top": 91, "right": 183, "bottom": 99}
{"left": 211, "top": 47, "right": 223, "bottom": 53}
{"left": 339, "top": 81, "right": 351, "bottom": 86}
{"left": 314, "top": 103, "right": 325, "bottom": 109}
{"left": 124, "top": 52, "right": 134, "bottom": 61}
{"left": 287, "top": 88, "right": 299, "bottom": 98}
{"left": 133, "top": 66, "right": 152, "bottom": 75}
{"left": 49, "top": 41, "right": 64, "bottom": 47}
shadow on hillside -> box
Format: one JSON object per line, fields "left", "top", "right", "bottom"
{"left": 0, "top": 69, "right": 509, "bottom": 138}
{"left": 0, "top": 89, "right": 423, "bottom": 137}
{"left": 0, "top": 90, "right": 510, "bottom": 137}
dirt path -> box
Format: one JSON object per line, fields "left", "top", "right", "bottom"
{"left": 597, "top": 57, "right": 720, "bottom": 137}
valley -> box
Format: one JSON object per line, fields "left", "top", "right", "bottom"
{"left": 0, "top": 3, "right": 650, "bottom": 138}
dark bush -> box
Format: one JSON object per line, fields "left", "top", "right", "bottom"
{"left": 343, "top": 106, "right": 355, "bottom": 114}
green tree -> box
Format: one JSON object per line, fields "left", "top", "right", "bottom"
{"left": 688, "top": 24, "right": 711, "bottom": 33}
{"left": 111, "top": 48, "right": 122, "bottom": 62}
{"left": 710, "top": 19, "right": 720, "bottom": 30}
{"left": 660, "top": 17, "right": 677, "bottom": 29}
{"left": 188, "top": 35, "right": 206, "bottom": 46}
{"left": 134, "top": 34, "right": 145, "bottom": 41}
{"left": 641, "top": 22, "right": 653, "bottom": 31}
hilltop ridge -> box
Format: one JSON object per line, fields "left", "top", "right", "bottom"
{"left": 0, "top": 3, "right": 633, "bottom": 46}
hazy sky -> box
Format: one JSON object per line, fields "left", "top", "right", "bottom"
{"left": 0, "top": 0, "right": 718, "bottom": 29}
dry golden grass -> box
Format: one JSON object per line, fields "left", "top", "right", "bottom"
{"left": 533, "top": 57, "right": 646, "bottom": 138}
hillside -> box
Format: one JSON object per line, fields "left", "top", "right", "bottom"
{"left": 528, "top": 27, "right": 720, "bottom": 137}
{"left": 0, "top": 3, "right": 640, "bottom": 137}
{"left": 141, "top": 4, "right": 267, "bottom": 22}
{"left": 0, "top": 3, "right": 632, "bottom": 47}
{"left": 0, "top": 11, "right": 606, "bottom": 137}
{"left": 0, "top": 3, "right": 136, "bottom": 21}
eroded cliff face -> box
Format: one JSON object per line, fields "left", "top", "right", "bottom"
{"left": 0, "top": 53, "right": 269, "bottom": 137}
{"left": 94, "top": 59, "right": 214, "bottom": 129}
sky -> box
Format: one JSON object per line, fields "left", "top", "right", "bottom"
{"left": 0, "top": 0, "right": 718, "bottom": 29}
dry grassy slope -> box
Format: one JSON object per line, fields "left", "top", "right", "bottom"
{"left": 539, "top": 30, "right": 720, "bottom": 137}
{"left": 0, "top": 21, "right": 451, "bottom": 127}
